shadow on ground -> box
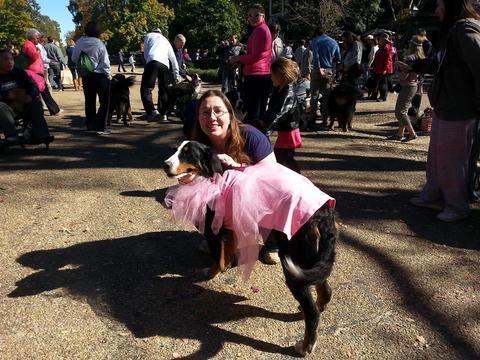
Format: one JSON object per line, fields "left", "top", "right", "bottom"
{"left": 341, "top": 231, "right": 480, "bottom": 359}
{"left": 0, "top": 115, "right": 181, "bottom": 171}
{"left": 9, "top": 231, "right": 301, "bottom": 359}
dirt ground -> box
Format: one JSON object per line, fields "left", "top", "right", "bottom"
{"left": 1, "top": 70, "right": 479, "bottom": 360}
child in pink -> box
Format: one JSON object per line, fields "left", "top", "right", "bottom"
{"left": 264, "top": 58, "right": 303, "bottom": 173}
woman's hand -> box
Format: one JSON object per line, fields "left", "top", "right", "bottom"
{"left": 217, "top": 153, "right": 241, "bottom": 168}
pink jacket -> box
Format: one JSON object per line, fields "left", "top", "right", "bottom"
{"left": 237, "top": 21, "right": 272, "bottom": 76}
{"left": 22, "top": 40, "right": 44, "bottom": 75}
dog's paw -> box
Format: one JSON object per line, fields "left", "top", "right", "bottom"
{"left": 294, "top": 340, "right": 316, "bottom": 357}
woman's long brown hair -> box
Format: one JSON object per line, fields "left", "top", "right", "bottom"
{"left": 190, "top": 90, "right": 251, "bottom": 165}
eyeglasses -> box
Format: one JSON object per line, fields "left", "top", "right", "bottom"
{"left": 248, "top": 13, "right": 264, "bottom": 18}
{"left": 200, "top": 109, "right": 229, "bottom": 119}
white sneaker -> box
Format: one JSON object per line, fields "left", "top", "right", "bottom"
{"left": 96, "top": 129, "right": 112, "bottom": 135}
{"left": 436, "top": 210, "right": 469, "bottom": 222}
{"left": 160, "top": 115, "right": 169, "bottom": 122}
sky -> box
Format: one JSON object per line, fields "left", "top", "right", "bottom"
{"left": 37, "top": 0, "right": 76, "bottom": 41}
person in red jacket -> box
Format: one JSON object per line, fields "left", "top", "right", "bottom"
{"left": 22, "top": 29, "right": 61, "bottom": 116}
{"left": 230, "top": 3, "right": 272, "bottom": 128}
{"left": 371, "top": 32, "right": 393, "bottom": 102}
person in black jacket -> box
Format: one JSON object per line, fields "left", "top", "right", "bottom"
{"left": 264, "top": 57, "right": 302, "bottom": 173}
{"left": 0, "top": 48, "right": 53, "bottom": 146}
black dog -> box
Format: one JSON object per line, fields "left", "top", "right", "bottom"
{"left": 168, "top": 74, "right": 201, "bottom": 122}
{"left": 108, "top": 74, "right": 136, "bottom": 126}
{"left": 163, "top": 140, "right": 337, "bottom": 356}
{"left": 328, "top": 83, "right": 363, "bottom": 132}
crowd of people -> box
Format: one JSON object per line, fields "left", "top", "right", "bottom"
{"left": 0, "top": 0, "right": 479, "bottom": 231}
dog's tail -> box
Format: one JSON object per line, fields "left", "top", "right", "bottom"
{"left": 282, "top": 220, "right": 336, "bottom": 285}
{"left": 282, "top": 255, "right": 334, "bottom": 285}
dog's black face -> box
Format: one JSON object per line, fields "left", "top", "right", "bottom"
{"left": 163, "top": 141, "right": 223, "bottom": 179}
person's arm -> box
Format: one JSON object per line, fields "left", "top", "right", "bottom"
{"left": 98, "top": 43, "right": 111, "bottom": 76}
{"left": 460, "top": 27, "right": 480, "bottom": 114}
{"left": 235, "top": 28, "right": 269, "bottom": 65}
{"left": 355, "top": 41, "right": 362, "bottom": 65}
{"left": 382, "top": 45, "right": 392, "bottom": 74}
{"left": 56, "top": 47, "right": 66, "bottom": 65}
{"left": 333, "top": 42, "right": 341, "bottom": 67}
{"left": 22, "top": 42, "right": 39, "bottom": 63}
{"left": 16, "top": 68, "right": 39, "bottom": 100}
{"left": 167, "top": 44, "right": 180, "bottom": 81}
{"left": 71, "top": 40, "right": 81, "bottom": 63}
{"left": 265, "top": 89, "right": 296, "bottom": 134}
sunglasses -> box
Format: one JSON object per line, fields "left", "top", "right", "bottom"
{"left": 248, "top": 13, "right": 264, "bottom": 18}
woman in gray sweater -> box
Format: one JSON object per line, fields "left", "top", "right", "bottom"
{"left": 410, "top": 0, "right": 480, "bottom": 222}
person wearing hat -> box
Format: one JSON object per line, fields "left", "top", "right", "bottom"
{"left": 389, "top": 35, "right": 425, "bottom": 142}
{"left": 417, "top": 28, "right": 433, "bottom": 58}
{"left": 371, "top": 32, "right": 394, "bottom": 101}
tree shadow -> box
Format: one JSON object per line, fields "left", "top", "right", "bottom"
{"left": 341, "top": 231, "right": 480, "bottom": 359}
{"left": 296, "top": 152, "right": 426, "bottom": 172}
{"left": 9, "top": 231, "right": 300, "bottom": 359}
{"left": 330, "top": 186, "right": 480, "bottom": 251}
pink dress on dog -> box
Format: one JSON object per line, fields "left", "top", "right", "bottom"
{"left": 164, "top": 162, "right": 335, "bottom": 279}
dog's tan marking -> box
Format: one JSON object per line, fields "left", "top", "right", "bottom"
{"left": 175, "top": 162, "right": 198, "bottom": 175}
{"left": 316, "top": 280, "right": 332, "bottom": 313}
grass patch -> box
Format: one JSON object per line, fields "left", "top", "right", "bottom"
{"left": 187, "top": 67, "right": 219, "bottom": 83}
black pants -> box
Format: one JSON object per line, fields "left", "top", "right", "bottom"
{"left": 243, "top": 74, "right": 271, "bottom": 126}
{"left": 274, "top": 148, "right": 301, "bottom": 173}
{"left": 140, "top": 60, "right": 170, "bottom": 116}
{"left": 23, "top": 98, "right": 51, "bottom": 139}
{"left": 118, "top": 63, "right": 126, "bottom": 72}
{"left": 82, "top": 72, "right": 110, "bottom": 131}
{"left": 49, "top": 63, "right": 62, "bottom": 89}
{"left": 372, "top": 73, "right": 389, "bottom": 100}
{"left": 41, "top": 86, "right": 60, "bottom": 115}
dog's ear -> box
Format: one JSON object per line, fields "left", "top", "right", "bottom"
{"left": 124, "top": 76, "right": 136, "bottom": 87}
{"left": 198, "top": 146, "right": 223, "bottom": 177}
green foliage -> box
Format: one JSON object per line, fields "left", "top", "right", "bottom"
{"left": 341, "top": 0, "right": 383, "bottom": 34}
{"left": 0, "top": 0, "right": 34, "bottom": 48}
{"left": 187, "top": 67, "right": 219, "bottom": 83}
{"left": 282, "top": 0, "right": 343, "bottom": 40}
{"left": 169, "top": 0, "right": 242, "bottom": 50}
{"left": 26, "top": 0, "right": 61, "bottom": 42}
{"left": 68, "top": 0, "right": 174, "bottom": 53}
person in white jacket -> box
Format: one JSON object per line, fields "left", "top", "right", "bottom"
{"left": 72, "top": 21, "right": 111, "bottom": 134}
{"left": 140, "top": 28, "right": 180, "bottom": 122}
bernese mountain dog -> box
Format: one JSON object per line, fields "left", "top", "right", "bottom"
{"left": 163, "top": 141, "right": 337, "bottom": 357}
{"left": 327, "top": 83, "right": 363, "bottom": 132}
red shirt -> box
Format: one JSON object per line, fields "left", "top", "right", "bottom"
{"left": 373, "top": 42, "right": 393, "bottom": 75}
{"left": 22, "top": 39, "right": 44, "bottom": 75}
{"left": 237, "top": 21, "right": 272, "bottom": 76}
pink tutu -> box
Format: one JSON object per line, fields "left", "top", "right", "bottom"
{"left": 165, "top": 163, "right": 335, "bottom": 279}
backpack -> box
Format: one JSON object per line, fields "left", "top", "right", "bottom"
{"left": 77, "top": 51, "right": 95, "bottom": 77}
{"left": 15, "top": 52, "right": 31, "bottom": 70}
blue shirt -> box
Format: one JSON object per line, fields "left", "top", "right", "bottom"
{"left": 311, "top": 34, "right": 341, "bottom": 70}
{"left": 242, "top": 125, "right": 273, "bottom": 163}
